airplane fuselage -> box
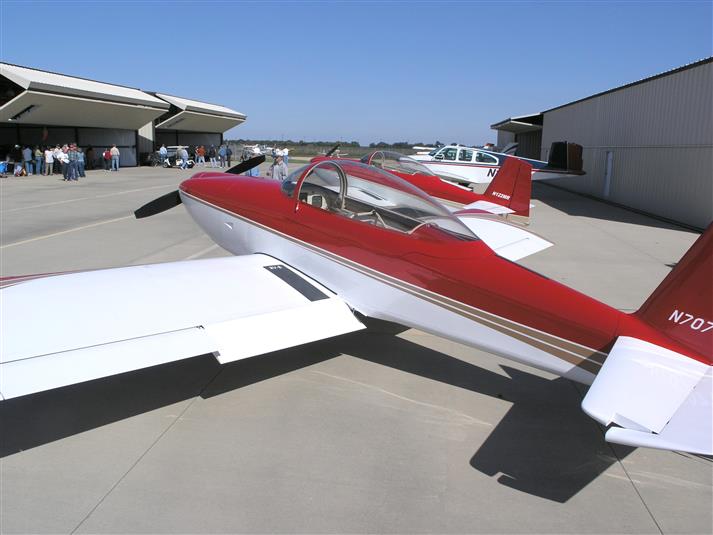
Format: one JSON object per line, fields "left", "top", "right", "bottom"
{"left": 411, "top": 148, "right": 578, "bottom": 185}
{"left": 179, "top": 174, "right": 697, "bottom": 385}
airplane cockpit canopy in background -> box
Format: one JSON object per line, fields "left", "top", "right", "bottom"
{"left": 360, "top": 151, "right": 438, "bottom": 177}
{"left": 282, "top": 160, "right": 478, "bottom": 240}
{"left": 423, "top": 145, "right": 501, "bottom": 165}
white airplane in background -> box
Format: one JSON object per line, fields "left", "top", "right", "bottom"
{"left": 411, "top": 142, "right": 585, "bottom": 185}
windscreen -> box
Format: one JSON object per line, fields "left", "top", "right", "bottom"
{"left": 361, "top": 151, "right": 438, "bottom": 176}
{"left": 340, "top": 162, "right": 476, "bottom": 239}
{"left": 288, "top": 161, "right": 477, "bottom": 240}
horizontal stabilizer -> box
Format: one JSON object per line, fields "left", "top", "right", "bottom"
{"left": 582, "top": 337, "right": 712, "bottom": 455}
{"left": 455, "top": 214, "right": 553, "bottom": 261}
{"left": 461, "top": 200, "right": 515, "bottom": 215}
{"left": 0, "top": 255, "right": 364, "bottom": 400}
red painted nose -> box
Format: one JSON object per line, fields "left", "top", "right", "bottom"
{"left": 180, "top": 174, "right": 237, "bottom": 206}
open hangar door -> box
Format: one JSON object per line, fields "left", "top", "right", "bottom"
{"left": 0, "top": 63, "right": 169, "bottom": 167}
{"left": 0, "top": 125, "right": 138, "bottom": 167}
{"left": 514, "top": 130, "right": 542, "bottom": 160}
{"left": 155, "top": 130, "right": 222, "bottom": 149}
{"left": 490, "top": 114, "right": 543, "bottom": 160}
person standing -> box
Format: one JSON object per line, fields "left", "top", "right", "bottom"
{"left": 179, "top": 146, "right": 189, "bottom": 169}
{"left": 34, "top": 146, "right": 43, "bottom": 176}
{"left": 244, "top": 164, "right": 260, "bottom": 177}
{"left": 110, "top": 144, "right": 120, "bottom": 171}
{"left": 282, "top": 147, "right": 289, "bottom": 167}
{"left": 44, "top": 146, "right": 54, "bottom": 175}
{"left": 77, "top": 147, "right": 86, "bottom": 177}
{"left": 22, "top": 145, "right": 33, "bottom": 175}
{"left": 226, "top": 145, "right": 233, "bottom": 167}
{"left": 103, "top": 147, "right": 112, "bottom": 171}
{"left": 159, "top": 144, "right": 168, "bottom": 165}
{"left": 218, "top": 144, "right": 227, "bottom": 168}
{"left": 268, "top": 155, "right": 288, "bottom": 181}
{"left": 66, "top": 144, "right": 79, "bottom": 181}
{"left": 208, "top": 145, "right": 217, "bottom": 168}
{"left": 52, "top": 145, "right": 62, "bottom": 174}
{"left": 59, "top": 146, "right": 69, "bottom": 180}
{"left": 196, "top": 145, "right": 205, "bottom": 166}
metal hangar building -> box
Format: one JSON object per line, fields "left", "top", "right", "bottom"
{"left": 492, "top": 57, "right": 712, "bottom": 230}
{"left": 0, "top": 63, "right": 246, "bottom": 167}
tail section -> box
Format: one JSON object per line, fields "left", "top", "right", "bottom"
{"left": 636, "top": 223, "right": 713, "bottom": 365}
{"left": 582, "top": 225, "right": 713, "bottom": 455}
{"left": 483, "top": 158, "right": 533, "bottom": 218}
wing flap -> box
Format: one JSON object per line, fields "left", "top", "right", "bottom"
{"left": 1, "top": 254, "right": 365, "bottom": 400}
{"left": 206, "top": 298, "right": 364, "bottom": 364}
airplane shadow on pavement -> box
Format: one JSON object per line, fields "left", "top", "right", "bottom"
{"left": 339, "top": 332, "right": 634, "bottom": 503}
{"left": 0, "top": 343, "right": 342, "bottom": 458}
{"left": 0, "top": 326, "right": 632, "bottom": 503}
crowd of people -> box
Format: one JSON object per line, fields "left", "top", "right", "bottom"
{"left": 1, "top": 140, "right": 294, "bottom": 181}
{"left": 156, "top": 144, "right": 234, "bottom": 169}
{"left": 0, "top": 143, "right": 122, "bottom": 179}
{"left": 238, "top": 146, "right": 290, "bottom": 180}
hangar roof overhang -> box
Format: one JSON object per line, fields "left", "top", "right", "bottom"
{"left": 0, "top": 63, "right": 169, "bottom": 130}
{"left": 154, "top": 93, "right": 246, "bottom": 133}
{"left": 490, "top": 113, "right": 543, "bottom": 134}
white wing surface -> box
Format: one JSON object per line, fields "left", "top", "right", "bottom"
{"left": 461, "top": 200, "right": 515, "bottom": 215}
{"left": 0, "top": 254, "right": 364, "bottom": 400}
{"left": 582, "top": 337, "right": 712, "bottom": 455}
{"left": 455, "top": 215, "right": 553, "bottom": 262}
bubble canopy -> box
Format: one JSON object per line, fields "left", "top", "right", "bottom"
{"left": 282, "top": 161, "right": 477, "bottom": 240}
{"left": 360, "top": 151, "right": 438, "bottom": 176}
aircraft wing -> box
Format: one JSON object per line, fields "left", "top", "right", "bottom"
{"left": 0, "top": 254, "right": 365, "bottom": 400}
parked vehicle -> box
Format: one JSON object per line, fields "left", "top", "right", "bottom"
{"left": 147, "top": 146, "right": 195, "bottom": 168}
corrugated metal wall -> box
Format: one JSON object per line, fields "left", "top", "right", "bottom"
{"left": 497, "top": 130, "right": 515, "bottom": 149}
{"left": 515, "top": 131, "right": 542, "bottom": 159}
{"left": 541, "top": 61, "right": 712, "bottom": 229}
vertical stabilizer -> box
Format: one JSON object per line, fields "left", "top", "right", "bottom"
{"left": 636, "top": 224, "right": 713, "bottom": 365}
{"left": 483, "top": 158, "right": 532, "bottom": 217}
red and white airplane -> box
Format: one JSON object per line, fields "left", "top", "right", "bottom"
{"left": 1, "top": 157, "right": 711, "bottom": 455}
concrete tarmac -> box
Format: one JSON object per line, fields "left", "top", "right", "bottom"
{"left": 1, "top": 166, "right": 711, "bottom": 534}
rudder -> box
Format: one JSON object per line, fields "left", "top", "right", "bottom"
{"left": 635, "top": 224, "right": 713, "bottom": 364}
{"left": 483, "top": 158, "right": 532, "bottom": 217}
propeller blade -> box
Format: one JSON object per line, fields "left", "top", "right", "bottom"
{"left": 134, "top": 190, "right": 182, "bottom": 219}
{"left": 225, "top": 155, "right": 266, "bottom": 175}
{"left": 325, "top": 143, "right": 340, "bottom": 157}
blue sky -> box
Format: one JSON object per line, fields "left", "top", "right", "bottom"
{"left": 1, "top": 0, "right": 711, "bottom": 145}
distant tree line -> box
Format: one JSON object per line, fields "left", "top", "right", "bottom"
{"left": 229, "top": 139, "right": 363, "bottom": 147}
{"left": 227, "top": 139, "right": 447, "bottom": 149}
